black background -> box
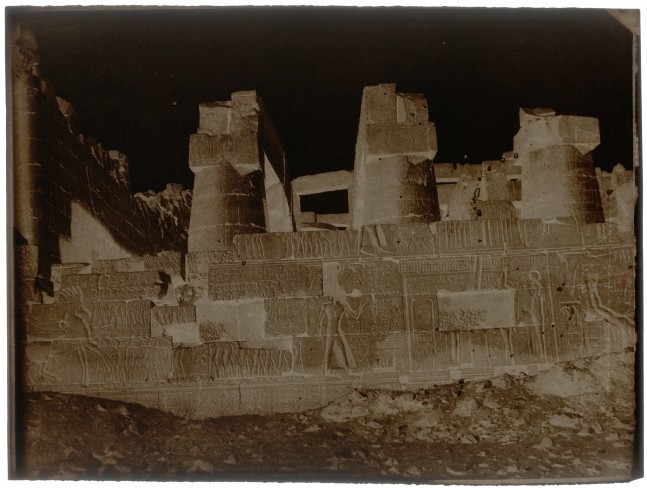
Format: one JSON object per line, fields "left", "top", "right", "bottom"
{"left": 8, "top": 7, "right": 635, "bottom": 193}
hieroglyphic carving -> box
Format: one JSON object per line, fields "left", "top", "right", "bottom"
{"left": 58, "top": 274, "right": 100, "bottom": 301}
{"left": 90, "top": 300, "right": 152, "bottom": 338}
{"left": 406, "top": 273, "right": 469, "bottom": 295}
{"left": 25, "top": 337, "right": 172, "bottom": 387}
{"left": 234, "top": 230, "right": 360, "bottom": 261}
{"left": 437, "top": 289, "right": 516, "bottom": 331}
{"left": 27, "top": 303, "right": 72, "bottom": 340}
{"left": 186, "top": 250, "right": 237, "bottom": 280}
{"left": 371, "top": 294, "right": 404, "bottom": 334}
{"left": 411, "top": 297, "right": 434, "bottom": 333}
{"left": 172, "top": 342, "right": 292, "bottom": 381}
{"left": 97, "top": 271, "right": 165, "bottom": 301}
{"left": 151, "top": 305, "right": 196, "bottom": 327}
{"left": 93, "top": 257, "right": 145, "bottom": 274}
{"left": 386, "top": 223, "right": 437, "bottom": 255}
{"left": 319, "top": 297, "right": 371, "bottom": 374}
{"left": 412, "top": 334, "right": 436, "bottom": 371}
{"left": 399, "top": 257, "right": 472, "bottom": 274}
{"left": 264, "top": 298, "right": 307, "bottom": 336}
{"left": 92, "top": 337, "right": 173, "bottom": 386}
{"left": 208, "top": 263, "right": 322, "bottom": 300}
{"left": 199, "top": 322, "right": 225, "bottom": 342}
{"left": 337, "top": 261, "right": 401, "bottom": 294}
{"left": 144, "top": 251, "right": 183, "bottom": 277}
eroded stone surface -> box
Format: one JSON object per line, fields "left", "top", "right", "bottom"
{"left": 13, "top": 66, "right": 635, "bottom": 428}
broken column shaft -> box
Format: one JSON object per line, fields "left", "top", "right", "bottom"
{"left": 514, "top": 108, "right": 605, "bottom": 223}
{"left": 188, "top": 91, "right": 268, "bottom": 252}
{"left": 350, "top": 83, "right": 440, "bottom": 228}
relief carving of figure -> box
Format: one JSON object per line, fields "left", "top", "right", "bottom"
{"left": 360, "top": 225, "right": 391, "bottom": 256}
{"left": 582, "top": 270, "right": 636, "bottom": 348}
{"left": 319, "top": 262, "right": 370, "bottom": 375}
{"left": 26, "top": 286, "right": 112, "bottom": 386}
{"left": 519, "top": 270, "right": 547, "bottom": 361}
{"left": 318, "top": 295, "right": 370, "bottom": 376}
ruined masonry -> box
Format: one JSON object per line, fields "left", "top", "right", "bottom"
{"left": 14, "top": 28, "right": 636, "bottom": 419}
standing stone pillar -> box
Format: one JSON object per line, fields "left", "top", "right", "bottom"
{"left": 11, "top": 26, "right": 42, "bottom": 247}
{"left": 188, "top": 91, "right": 267, "bottom": 251}
{"left": 513, "top": 108, "right": 605, "bottom": 223}
{"left": 350, "top": 83, "right": 440, "bottom": 228}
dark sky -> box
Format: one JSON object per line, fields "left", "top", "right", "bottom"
{"left": 8, "top": 7, "right": 635, "bottom": 193}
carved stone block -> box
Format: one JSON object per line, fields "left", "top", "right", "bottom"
{"left": 264, "top": 298, "right": 307, "bottom": 336}
{"left": 27, "top": 303, "right": 72, "bottom": 340}
{"left": 188, "top": 131, "right": 260, "bottom": 172}
{"left": 89, "top": 300, "right": 153, "bottom": 338}
{"left": 208, "top": 263, "right": 323, "bottom": 300}
{"left": 186, "top": 250, "right": 236, "bottom": 280}
{"left": 365, "top": 122, "right": 437, "bottom": 158}
{"left": 234, "top": 229, "right": 360, "bottom": 261}
{"left": 172, "top": 342, "right": 292, "bottom": 381}
{"left": 25, "top": 337, "right": 172, "bottom": 387}
{"left": 144, "top": 251, "right": 183, "bottom": 277}
{"left": 58, "top": 273, "right": 100, "bottom": 301}
{"left": 360, "top": 83, "right": 397, "bottom": 124}
{"left": 151, "top": 305, "right": 197, "bottom": 341}
{"left": 97, "top": 271, "right": 164, "bottom": 301}
{"left": 396, "top": 92, "right": 428, "bottom": 124}
{"left": 17, "top": 244, "right": 39, "bottom": 278}
{"left": 93, "top": 256, "right": 145, "bottom": 274}
{"left": 437, "top": 289, "right": 516, "bottom": 331}
{"left": 195, "top": 300, "right": 265, "bottom": 342}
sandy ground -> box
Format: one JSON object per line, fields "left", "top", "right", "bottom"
{"left": 13, "top": 350, "right": 638, "bottom": 482}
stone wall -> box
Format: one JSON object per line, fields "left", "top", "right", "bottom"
{"left": 10, "top": 26, "right": 191, "bottom": 285}
{"left": 24, "top": 220, "right": 635, "bottom": 404}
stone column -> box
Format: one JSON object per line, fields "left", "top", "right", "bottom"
{"left": 350, "top": 84, "right": 440, "bottom": 228}
{"left": 11, "top": 26, "right": 42, "bottom": 247}
{"left": 513, "top": 108, "right": 605, "bottom": 223}
{"left": 188, "top": 91, "right": 267, "bottom": 251}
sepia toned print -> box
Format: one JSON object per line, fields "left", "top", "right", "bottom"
{"left": 8, "top": 7, "right": 638, "bottom": 482}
